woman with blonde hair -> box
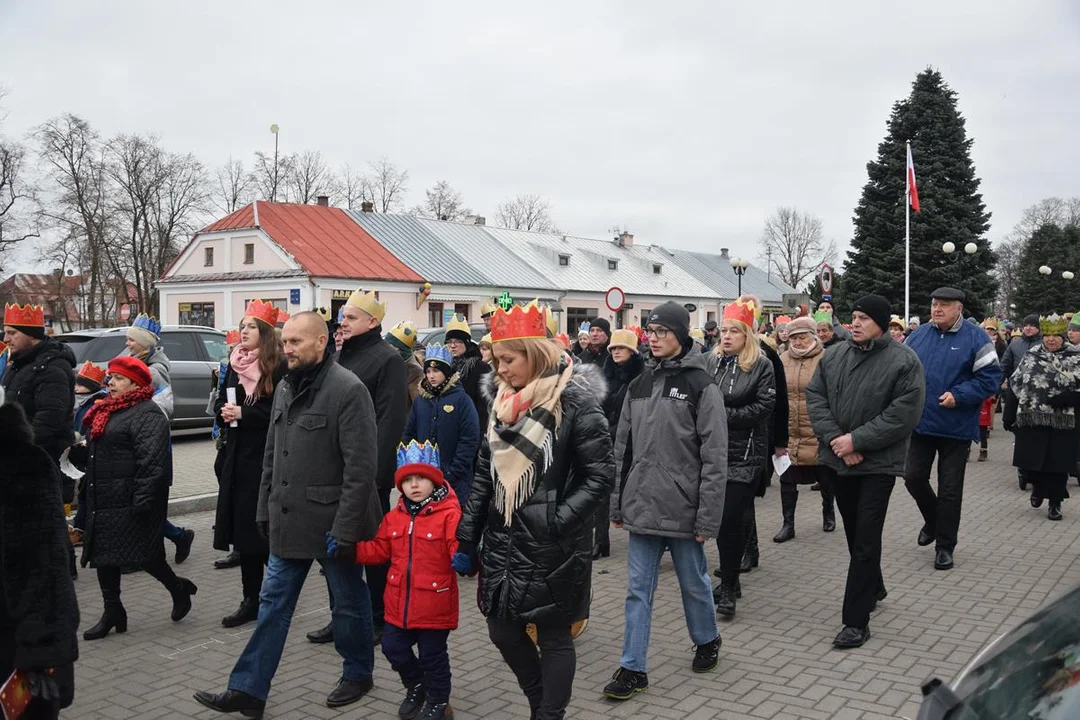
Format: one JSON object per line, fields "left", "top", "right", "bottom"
{"left": 454, "top": 302, "right": 613, "bottom": 720}
{"left": 709, "top": 298, "right": 776, "bottom": 619}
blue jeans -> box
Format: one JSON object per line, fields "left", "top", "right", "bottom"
{"left": 620, "top": 532, "right": 718, "bottom": 673}
{"left": 163, "top": 520, "right": 184, "bottom": 542}
{"left": 229, "top": 554, "right": 374, "bottom": 701}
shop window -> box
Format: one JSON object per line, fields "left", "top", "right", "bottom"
{"left": 204, "top": 247, "right": 214, "bottom": 266}
{"left": 178, "top": 302, "right": 215, "bottom": 328}
{"left": 566, "top": 307, "right": 597, "bottom": 333}
{"left": 429, "top": 302, "right": 444, "bottom": 327}
{"left": 244, "top": 243, "right": 255, "bottom": 264}
{"left": 454, "top": 303, "right": 470, "bottom": 321}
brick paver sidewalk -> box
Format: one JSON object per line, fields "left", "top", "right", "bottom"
{"left": 70, "top": 427, "right": 1080, "bottom": 719}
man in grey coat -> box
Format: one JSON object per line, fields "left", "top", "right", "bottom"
{"left": 807, "top": 295, "right": 925, "bottom": 650}
{"left": 196, "top": 312, "right": 382, "bottom": 718}
{"left": 604, "top": 301, "right": 727, "bottom": 702}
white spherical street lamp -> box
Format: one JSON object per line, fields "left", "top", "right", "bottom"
{"left": 964, "top": 243, "right": 977, "bottom": 255}
{"left": 942, "top": 242, "right": 956, "bottom": 254}
{"left": 1039, "top": 265, "right": 1053, "bottom": 276}
{"left": 1064, "top": 271, "right": 1075, "bottom": 281}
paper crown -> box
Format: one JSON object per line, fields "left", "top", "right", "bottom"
{"left": 336, "top": 306, "right": 345, "bottom": 324}
{"left": 480, "top": 301, "right": 499, "bottom": 317}
{"left": 553, "top": 333, "right": 570, "bottom": 350}
{"left": 386, "top": 321, "right": 417, "bottom": 350}
{"left": 1040, "top": 313, "right": 1068, "bottom": 336}
{"left": 690, "top": 328, "right": 705, "bottom": 341}
{"left": 776, "top": 315, "right": 792, "bottom": 324}
{"left": 480, "top": 333, "right": 493, "bottom": 346}
{"left": 314, "top": 306, "right": 331, "bottom": 321}
{"left": 396, "top": 440, "right": 441, "bottom": 472}
{"left": 813, "top": 310, "right": 833, "bottom": 325}
{"left": 491, "top": 300, "right": 548, "bottom": 342}
{"left": 4, "top": 303, "right": 45, "bottom": 327}
{"left": 244, "top": 299, "right": 281, "bottom": 327}
{"left": 423, "top": 343, "right": 454, "bottom": 369}
{"left": 609, "top": 328, "right": 639, "bottom": 351}
{"left": 131, "top": 313, "right": 162, "bottom": 337}
{"left": 577, "top": 320, "right": 591, "bottom": 335}
{"left": 346, "top": 289, "right": 386, "bottom": 323}
{"left": 0, "top": 340, "right": 6, "bottom": 354}
{"left": 723, "top": 299, "right": 757, "bottom": 328}
{"left": 544, "top": 306, "right": 558, "bottom": 338}
{"left": 445, "top": 315, "right": 472, "bottom": 341}
{"left": 76, "top": 361, "right": 107, "bottom": 386}
{"left": 889, "top": 315, "right": 905, "bottom": 329}
{"left": 225, "top": 329, "right": 241, "bottom": 345}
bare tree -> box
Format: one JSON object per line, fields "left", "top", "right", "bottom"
{"left": 0, "top": 90, "right": 39, "bottom": 266}
{"left": 759, "top": 207, "right": 835, "bottom": 289}
{"left": 496, "top": 193, "right": 556, "bottom": 232}
{"left": 212, "top": 157, "right": 253, "bottom": 214}
{"left": 251, "top": 150, "right": 294, "bottom": 202}
{"left": 289, "top": 150, "right": 336, "bottom": 204}
{"left": 338, "top": 163, "right": 369, "bottom": 210}
{"left": 363, "top": 157, "right": 408, "bottom": 212}
{"left": 409, "top": 180, "right": 471, "bottom": 221}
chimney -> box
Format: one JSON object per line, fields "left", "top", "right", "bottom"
{"left": 316, "top": 195, "right": 329, "bottom": 207}
{"left": 360, "top": 201, "right": 374, "bottom": 213}
{"left": 720, "top": 247, "right": 730, "bottom": 257}
{"left": 617, "top": 232, "right": 634, "bottom": 247}
{"left": 464, "top": 215, "right": 486, "bottom": 226}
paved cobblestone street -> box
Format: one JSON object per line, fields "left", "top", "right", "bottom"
{"left": 71, "top": 425, "right": 1080, "bottom": 719}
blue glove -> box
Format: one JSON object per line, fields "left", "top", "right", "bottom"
{"left": 325, "top": 532, "right": 354, "bottom": 564}
{"left": 451, "top": 552, "right": 474, "bottom": 576}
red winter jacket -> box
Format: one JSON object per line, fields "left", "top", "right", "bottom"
{"left": 979, "top": 396, "right": 995, "bottom": 428}
{"left": 354, "top": 487, "right": 461, "bottom": 630}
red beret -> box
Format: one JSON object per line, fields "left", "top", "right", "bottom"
{"left": 107, "top": 356, "right": 152, "bottom": 388}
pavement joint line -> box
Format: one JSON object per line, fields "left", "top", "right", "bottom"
{"left": 160, "top": 638, "right": 225, "bottom": 659}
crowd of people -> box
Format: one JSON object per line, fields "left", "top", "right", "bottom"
{"left": 2, "top": 279, "right": 1080, "bottom": 719}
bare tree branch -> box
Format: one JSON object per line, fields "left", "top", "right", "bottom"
{"left": 211, "top": 157, "right": 253, "bottom": 214}
{"left": 363, "top": 157, "right": 408, "bottom": 212}
{"left": 409, "top": 180, "right": 471, "bottom": 221}
{"left": 758, "top": 207, "right": 834, "bottom": 289}
{"left": 289, "top": 150, "right": 336, "bottom": 204}
{"left": 496, "top": 193, "right": 556, "bottom": 232}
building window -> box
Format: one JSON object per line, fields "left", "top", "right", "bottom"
{"left": 429, "top": 302, "right": 444, "bottom": 328}
{"left": 641, "top": 309, "right": 653, "bottom": 326}
{"left": 707, "top": 311, "right": 716, "bottom": 324}
{"left": 607, "top": 259, "right": 618, "bottom": 271}
{"left": 244, "top": 243, "right": 254, "bottom": 264}
{"left": 653, "top": 264, "right": 662, "bottom": 274}
{"left": 566, "top": 307, "right": 597, "bottom": 333}
{"left": 559, "top": 254, "right": 570, "bottom": 266}
{"left": 178, "top": 302, "right": 215, "bottom": 327}
{"left": 454, "top": 303, "right": 470, "bottom": 321}
{"left": 204, "top": 247, "right": 214, "bottom": 267}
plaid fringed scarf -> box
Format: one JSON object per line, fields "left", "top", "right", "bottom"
{"left": 1014, "top": 344, "right": 1080, "bottom": 430}
{"left": 488, "top": 359, "right": 574, "bottom": 526}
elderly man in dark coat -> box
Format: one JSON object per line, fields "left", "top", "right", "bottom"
{"left": 195, "top": 312, "right": 383, "bottom": 718}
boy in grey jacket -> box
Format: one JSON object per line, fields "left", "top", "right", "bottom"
{"left": 604, "top": 302, "right": 728, "bottom": 702}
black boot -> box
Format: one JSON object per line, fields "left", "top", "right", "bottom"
{"left": 173, "top": 528, "right": 195, "bottom": 564}
{"left": 740, "top": 514, "right": 759, "bottom": 572}
{"left": 822, "top": 506, "right": 836, "bottom": 533}
{"left": 84, "top": 602, "right": 127, "bottom": 640}
{"left": 820, "top": 478, "right": 837, "bottom": 532}
{"left": 398, "top": 682, "right": 425, "bottom": 719}
{"left": 170, "top": 578, "right": 198, "bottom": 621}
{"left": 592, "top": 543, "right": 610, "bottom": 560}
{"left": 773, "top": 484, "right": 796, "bottom": 543}
{"left": 222, "top": 597, "right": 260, "bottom": 628}
{"left": 714, "top": 578, "right": 737, "bottom": 618}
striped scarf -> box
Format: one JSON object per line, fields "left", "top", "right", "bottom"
{"left": 488, "top": 359, "right": 573, "bottom": 526}
{"left": 1014, "top": 344, "right": 1080, "bottom": 430}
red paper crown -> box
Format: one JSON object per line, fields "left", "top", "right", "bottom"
{"left": 225, "top": 329, "right": 241, "bottom": 345}
{"left": 244, "top": 299, "right": 281, "bottom": 327}
{"left": 77, "top": 361, "right": 107, "bottom": 386}
{"left": 723, "top": 299, "right": 757, "bottom": 329}
{"left": 4, "top": 303, "right": 45, "bottom": 327}
{"left": 490, "top": 301, "right": 547, "bottom": 342}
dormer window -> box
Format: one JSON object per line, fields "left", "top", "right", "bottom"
{"left": 559, "top": 254, "right": 570, "bottom": 266}
{"left": 608, "top": 259, "right": 618, "bottom": 271}
{"left": 653, "top": 264, "right": 662, "bottom": 274}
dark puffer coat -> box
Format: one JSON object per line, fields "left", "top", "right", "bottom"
{"left": 453, "top": 344, "right": 491, "bottom": 436}
{"left": 602, "top": 351, "right": 644, "bottom": 434}
{"left": 403, "top": 374, "right": 480, "bottom": 493}
{"left": 708, "top": 353, "right": 777, "bottom": 486}
{"left": 457, "top": 363, "right": 613, "bottom": 625}
{"left": 0, "top": 402, "right": 78, "bottom": 709}
{"left": 212, "top": 359, "right": 287, "bottom": 554}
{"left": 80, "top": 398, "right": 172, "bottom": 567}
{"left": 1, "top": 337, "right": 76, "bottom": 461}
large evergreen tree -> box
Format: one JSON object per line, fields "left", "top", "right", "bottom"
{"left": 842, "top": 68, "right": 996, "bottom": 321}
{"left": 1010, "top": 223, "right": 1080, "bottom": 319}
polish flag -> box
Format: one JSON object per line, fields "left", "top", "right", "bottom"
{"left": 907, "top": 144, "right": 920, "bottom": 213}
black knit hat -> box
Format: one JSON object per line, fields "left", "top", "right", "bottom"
{"left": 590, "top": 317, "right": 612, "bottom": 337}
{"left": 851, "top": 295, "right": 892, "bottom": 335}
{"left": 646, "top": 302, "right": 690, "bottom": 346}
{"left": 1023, "top": 313, "right": 1040, "bottom": 328}
{"left": 9, "top": 324, "right": 45, "bottom": 340}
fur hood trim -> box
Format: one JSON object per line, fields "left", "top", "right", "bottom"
{"left": 480, "top": 357, "right": 608, "bottom": 407}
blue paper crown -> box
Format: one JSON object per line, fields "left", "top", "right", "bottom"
{"left": 132, "top": 313, "right": 161, "bottom": 337}
{"left": 397, "top": 440, "right": 441, "bottom": 470}
{"left": 336, "top": 306, "right": 345, "bottom": 324}
{"left": 424, "top": 343, "right": 453, "bottom": 367}
{"left": 578, "top": 321, "right": 591, "bottom": 334}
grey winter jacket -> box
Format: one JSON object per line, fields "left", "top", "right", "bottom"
{"left": 1001, "top": 333, "right": 1041, "bottom": 386}
{"left": 707, "top": 353, "right": 776, "bottom": 485}
{"left": 806, "top": 336, "right": 926, "bottom": 477}
{"left": 611, "top": 347, "right": 728, "bottom": 539}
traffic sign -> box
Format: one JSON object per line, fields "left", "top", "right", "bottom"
{"left": 820, "top": 264, "right": 833, "bottom": 295}
{"left": 119, "top": 303, "right": 131, "bottom": 321}
{"left": 605, "top": 287, "right": 626, "bottom": 312}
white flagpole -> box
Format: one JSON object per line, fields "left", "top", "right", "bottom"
{"left": 905, "top": 141, "right": 911, "bottom": 324}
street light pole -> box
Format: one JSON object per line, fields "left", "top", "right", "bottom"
{"left": 269, "top": 124, "right": 280, "bottom": 201}
{"left": 730, "top": 257, "right": 749, "bottom": 297}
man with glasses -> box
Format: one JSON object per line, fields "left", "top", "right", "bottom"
{"left": 903, "top": 287, "right": 1000, "bottom": 571}
{"left": 444, "top": 315, "right": 491, "bottom": 437}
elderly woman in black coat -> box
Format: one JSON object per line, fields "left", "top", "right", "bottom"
{"left": 455, "top": 306, "right": 613, "bottom": 720}
{"left": 78, "top": 356, "right": 197, "bottom": 640}
{"left": 0, "top": 389, "right": 79, "bottom": 720}
{"left": 213, "top": 303, "right": 287, "bottom": 628}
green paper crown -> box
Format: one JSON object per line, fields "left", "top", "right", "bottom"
{"left": 813, "top": 311, "right": 833, "bottom": 325}
{"left": 1040, "top": 314, "right": 1068, "bottom": 336}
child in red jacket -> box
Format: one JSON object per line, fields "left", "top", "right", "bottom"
{"left": 328, "top": 440, "right": 461, "bottom": 720}
{"left": 978, "top": 395, "right": 995, "bottom": 461}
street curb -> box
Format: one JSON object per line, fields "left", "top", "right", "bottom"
{"left": 169, "top": 492, "right": 217, "bottom": 516}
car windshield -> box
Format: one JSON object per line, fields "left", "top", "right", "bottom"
{"left": 55, "top": 336, "right": 94, "bottom": 362}
{"left": 947, "top": 587, "right": 1080, "bottom": 719}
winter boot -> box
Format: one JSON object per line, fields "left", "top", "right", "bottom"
{"left": 419, "top": 698, "right": 453, "bottom": 719}
{"left": 773, "top": 484, "right": 796, "bottom": 543}
{"left": 1049, "top": 502, "right": 1063, "bottom": 521}
{"left": 740, "top": 513, "right": 760, "bottom": 572}
{"left": 222, "top": 597, "right": 259, "bottom": 628}
{"left": 603, "top": 668, "right": 649, "bottom": 701}
{"left": 821, "top": 479, "right": 837, "bottom": 532}
{"left": 84, "top": 602, "right": 127, "bottom": 640}
{"left": 692, "top": 636, "right": 722, "bottom": 673}
{"left": 714, "top": 578, "right": 737, "bottom": 618}
{"left": 170, "top": 578, "right": 198, "bottom": 622}
{"left": 398, "top": 682, "right": 426, "bottom": 719}
{"left": 977, "top": 449, "right": 987, "bottom": 462}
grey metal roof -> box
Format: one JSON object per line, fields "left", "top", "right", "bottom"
{"left": 157, "top": 269, "right": 306, "bottom": 285}
{"left": 414, "top": 218, "right": 558, "bottom": 290}
{"left": 658, "top": 248, "right": 795, "bottom": 304}
{"left": 346, "top": 212, "right": 489, "bottom": 285}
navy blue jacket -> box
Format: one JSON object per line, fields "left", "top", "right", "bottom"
{"left": 403, "top": 376, "right": 480, "bottom": 488}
{"left": 906, "top": 317, "right": 1001, "bottom": 441}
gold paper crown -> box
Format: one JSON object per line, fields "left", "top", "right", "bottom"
{"left": 445, "top": 314, "right": 471, "bottom": 338}
{"left": 4, "top": 303, "right": 45, "bottom": 327}
{"left": 244, "top": 299, "right": 281, "bottom": 327}
{"left": 491, "top": 300, "right": 547, "bottom": 342}
{"left": 387, "top": 321, "right": 418, "bottom": 350}
{"left": 1040, "top": 313, "right": 1068, "bottom": 336}
{"left": 346, "top": 289, "right": 386, "bottom": 323}
{"left": 544, "top": 305, "right": 558, "bottom": 338}
{"left": 724, "top": 299, "right": 757, "bottom": 328}
{"left": 480, "top": 301, "right": 499, "bottom": 317}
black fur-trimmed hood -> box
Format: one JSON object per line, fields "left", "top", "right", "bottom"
{"left": 480, "top": 357, "right": 608, "bottom": 409}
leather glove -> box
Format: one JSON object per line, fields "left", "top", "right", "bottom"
{"left": 451, "top": 552, "right": 474, "bottom": 576}
{"left": 27, "top": 668, "right": 60, "bottom": 702}
{"left": 256, "top": 521, "right": 269, "bottom": 542}
{"left": 325, "top": 532, "right": 356, "bottom": 564}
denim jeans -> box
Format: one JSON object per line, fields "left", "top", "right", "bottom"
{"left": 620, "top": 532, "right": 718, "bottom": 673}
{"left": 229, "top": 554, "right": 374, "bottom": 702}
{"left": 163, "top": 520, "right": 184, "bottom": 542}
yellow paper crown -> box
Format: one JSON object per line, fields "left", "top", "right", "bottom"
{"left": 386, "top": 321, "right": 417, "bottom": 350}
{"left": 445, "top": 314, "right": 471, "bottom": 340}
{"left": 1040, "top": 313, "right": 1068, "bottom": 336}
{"left": 346, "top": 290, "right": 386, "bottom": 323}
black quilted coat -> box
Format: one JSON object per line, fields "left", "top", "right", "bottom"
{"left": 457, "top": 363, "right": 614, "bottom": 625}
{"left": 80, "top": 398, "right": 172, "bottom": 568}
{"left": 0, "top": 337, "right": 76, "bottom": 462}
{"left": 708, "top": 353, "right": 777, "bottom": 487}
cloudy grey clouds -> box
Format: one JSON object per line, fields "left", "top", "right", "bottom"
{"left": 1, "top": 0, "right": 1077, "bottom": 270}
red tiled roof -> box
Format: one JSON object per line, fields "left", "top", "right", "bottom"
{"left": 198, "top": 202, "right": 423, "bottom": 283}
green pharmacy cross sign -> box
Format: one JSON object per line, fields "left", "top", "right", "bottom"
{"left": 497, "top": 292, "right": 514, "bottom": 311}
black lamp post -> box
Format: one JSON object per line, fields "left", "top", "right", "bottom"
{"left": 730, "top": 256, "right": 749, "bottom": 296}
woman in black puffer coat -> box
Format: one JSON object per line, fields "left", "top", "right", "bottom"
{"left": 456, "top": 327, "right": 613, "bottom": 720}
{"left": 77, "top": 356, "right": 197, "bottom": 641}
{"left": 708, "top": 308, "right": 776, "bottom": 620}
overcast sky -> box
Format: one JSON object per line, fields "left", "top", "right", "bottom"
{"left": 2, "top": 0, "right": 1078, "bottom": 273}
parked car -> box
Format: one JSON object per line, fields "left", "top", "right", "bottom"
{"left": 55, "top": 325, "right": 228, "bottom": 430}
{"left": 418, "top": 323, "right": 487, "bottom": 346}
{"left": 918, "top": 585, "right": 1080, "bottom": 719}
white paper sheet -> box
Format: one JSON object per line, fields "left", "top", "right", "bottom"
{"left": 772, "top": 453, "right": 792, "bottom": 477}
{"left": 60, "top": 445, "right": 84, "bottom": 480}
{"left": 226, "top": 387, "right": 238, "bottom": 426}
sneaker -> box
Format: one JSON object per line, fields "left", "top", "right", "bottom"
{"left": 399, "top": 682, "right": 425, "bottom": 719}
{"left": 692, "top": 636, "right": 722, "bottom": 673}
{"left": 418, "top": 698, "right": 453, "bottom": 719}
{"left": 602, "top": 667, "right": 648, "bottom": 701}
